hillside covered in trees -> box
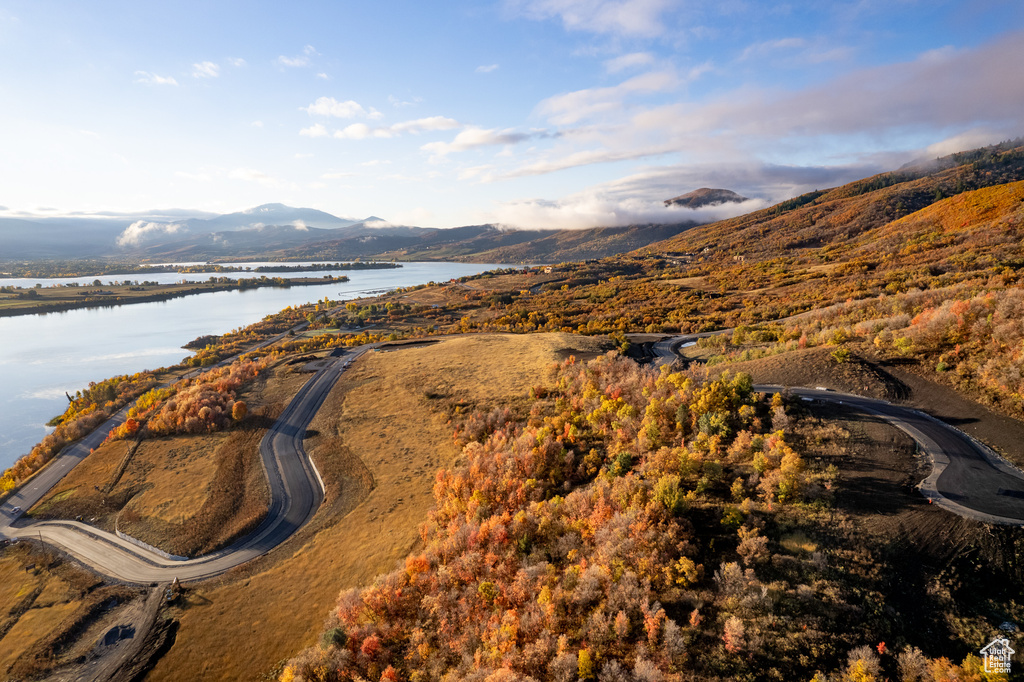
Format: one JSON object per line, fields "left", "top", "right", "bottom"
{"left": 274, "top": 142, "right": 1024, "bottom": 682}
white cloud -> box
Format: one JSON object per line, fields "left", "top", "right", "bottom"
{"left": 459, "top": 165, "right": 497, "bottom": 181}
{"left": 228, "top": 57, "right": 247, "bottom": 67}
{"left": 387, "top": 207, "right": 435, "bottom": 226}
{"left": 303, "top": 96, "right": 382, "bottom": 119}
{"left": 686, "top": 61, "right": 714, "bottom": 81}
{"left": 421, "top": 127, "right": 539, "bottom": 157}
{"left": 322, "top": 171, "right": 356, "bottom": 179}
{"left": 251, "top": 120, "right": 264, "bottom": 128}
{"left": 502, "top": 146, "right": 669, "bottom": 179}
{"left": 485, "top": 188, "right": 765, "bottom": 230}
{"left": 316, "top": 72, "right": 330, "bottom": 79}
{"left": 476, "top": 63, "right": 500, "bottom": 73}
{"left": 116, "top": 220, "right": 185, "bottom": 247}
{"left": 590, "top": 161, "right": 886, "bottom": 208}
{"left": 134, "top": 71, "right": 178, "bottom": 86}
{"left": 390, "top": 116, "right": 461, "bottom": 134}
{"left": 363, "top": 218, "right": 398, "bottom": 228}
{"left": 192, "top": 61, "right": 219, "bottom": 78}
{"left": 737, "top": 37, "right": 851, "bottom": 65}
{"left": 737, "top": 37, "right": 806, "bottom": 61}
{"left": 604, "top": 52, "right": 654, "bottom": 73}
{"left": 925, "top": 129, "right": 1005, "bottom": 158}
{"left": 278, "top": 55, "right": 309, "bottom": 67}
{"left": 175, "top": 170, "right": 213, "bottom": 182}
{"left": 506, "top": 0, "right": 676, "bottom": 37}
{"left": 279, "top": 45, "right": 319, "bottom": 67}
{"left": 302, "top": 116, "right": 461, "bottom": 141}
{"left": 300, "top": 123, "right": 330, "bottom": 138}
{"left": 389, "top": 95, "right": 423, "bottom": 108}
{"left": 536, "top": 70, "right": 678, "bottom": 125}
{"left": 334, "top": 123, "right": 390, "bottom": 140}
{"left": 500, "top": 32, "right": 1024, "bottom": 181}
{"left": 228, "top": 167, "right": 285, "bottom": 187}
{"left": 680, "top": 36, "right": 1024, "bottom": 140}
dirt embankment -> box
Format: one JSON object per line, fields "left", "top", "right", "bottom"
{"left": 709, "top": 342, "right": 1024, "bottom": 655}
{"left": 788, "top": 400, "right": 1024, "bottom": 661}
{"left": 710, "top": 346, "right": 909, "bottom": 401}
{"left": 712, "top": 344, "right": 1024, "bottom": 470}
{"left": 0, "top": 542, "right": 145, "bottom": 680}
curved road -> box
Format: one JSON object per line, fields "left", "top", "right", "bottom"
{"left": 3, "top": 328, "right": 1024, "bottom": 584}
{"left": 0, "top": 346, "right": 369, "bottom": 583}
{"left": 653, "top": 333, "right": 1024, "bottom": 526}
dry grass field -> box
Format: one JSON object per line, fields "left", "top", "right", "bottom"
{"left": 147, "top": 332, "right": 610, "bottom": 681}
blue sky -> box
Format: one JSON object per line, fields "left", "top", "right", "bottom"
{"left": 1, "top": 0, "right": 1022, "bottom": 229}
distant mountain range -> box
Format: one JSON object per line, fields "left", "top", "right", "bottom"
{"left": 0, "top": 202, "right": 712, "bottom": 264}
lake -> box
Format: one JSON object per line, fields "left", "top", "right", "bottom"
{"left": 0, "top": 261, "right": 509, "bottom": 470}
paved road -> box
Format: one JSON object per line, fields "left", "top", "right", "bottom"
{"left": 5, "top": 326, "right": 1023, "bottom": 583}
{"left": 0, "top": 347, "right": 369, "bottom": 582}
{"left": 649, "top": 332, "right": 1024, "bottom": 525}
{"left": 651, "top": 329, "right": 728, "bottom": 366}
{"left": 773, "top": 386, "right": 1024, "bottom": 526}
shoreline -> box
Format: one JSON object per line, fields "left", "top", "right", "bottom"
{"left": 0, "top": 276, "right": 350, "bottom": 318}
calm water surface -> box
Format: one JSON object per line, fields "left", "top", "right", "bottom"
{"left": 0, "top": 262, "right": 508, "bottom": 470}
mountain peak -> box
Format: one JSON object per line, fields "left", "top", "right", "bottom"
{"left": 247, "top": 203, "right": 291, "bottom": 214}
{"left": 664, "top": 188, "right": 749, "bottom": 208}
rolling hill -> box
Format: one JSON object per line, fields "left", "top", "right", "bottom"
{"left": 644, "top": 139, "right": 1024, "bottom": 263}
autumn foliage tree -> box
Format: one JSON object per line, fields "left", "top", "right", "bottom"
{"left": 281, "top": 355, "right": 833, "bottom": 682}
{"left": 106, "top": 358, "right": 268, "bottom": 442}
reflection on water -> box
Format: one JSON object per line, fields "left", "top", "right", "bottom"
{"left": 0, "top": 262, "right": 509, "bottom": 469}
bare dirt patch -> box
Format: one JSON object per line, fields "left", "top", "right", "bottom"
{"left": 862, "top": 349, "right": 1024, "bottom": 470}
{"left": 0, "top": 543, "right": 136, "bottom": 680}
{"left": 785, "top": 400, "right": 1024, "bottom": 659}
{"left": 663, "top": 276, "right": 708, "bottom": 288}
{"left": 146, "top": 332, "right": 608, "bottom": 681}
{"left": 710, "top": 343, "right": 1024, "bottom": 470}
{"left": 707, "top": 346, "right": 909, "bottom": 401}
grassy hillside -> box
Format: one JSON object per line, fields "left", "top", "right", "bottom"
{"left": 386, "top": 223, "right": 701, "bottom": 263}
{"left": 282, "top": 347, "right": 1022, "bottom": 682}
{"left": 646, "top": 140, "right": 1024, "bottom": 262}
{"left": 261, "top": 222, "right": 701, "bottom": 264}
